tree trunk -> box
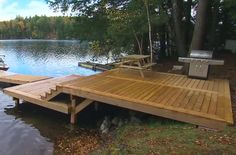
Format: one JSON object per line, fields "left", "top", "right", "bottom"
{"left": 172, "top": 0, "right": 187, "bottom": 56}
{"left": 140, "top": 33, "right": 149, "bottom": 55}
{"left": 185, "top": 0, "right": 192, "bottom": 49}
{"left": 167, "top": 23, "right": 175, "bottom": 56}
{"left": 190, "top": 0, "right": 209, "bottom": 51}
{"left": 166, "top": 30, "right": 171, "bottom": 57}
{"left": 145, "top": 0, "right": 153, "bottom": 62}
{"left": 133, "top": 32, "right": 143, "bottom": 55}
{"left": 209, "top": 0, "right": 220, "bottom": 49}
{"left": 160, "top": 25, "right": 166, "bottom": 58}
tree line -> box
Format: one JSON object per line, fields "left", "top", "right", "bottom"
{"left": 0, "top": 0, "right": 235, "bottom": 59}
{"left": 46, "top": 0, "right": 236, "bottom": 59}
{"left": 0, "top": 16, "right": 79, "bottom": 40}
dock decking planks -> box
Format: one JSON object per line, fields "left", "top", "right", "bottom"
{"left": 2, "top": 69, "right": 234, "bottom": 129}
{"left": 3, "top": 75, "right": 80, "bottom": 114}
{"left": 60, "top": 69, "right": 233, "bottom": 129}
{"left": 0, "top": 71, "right": 51, "bottom": 84}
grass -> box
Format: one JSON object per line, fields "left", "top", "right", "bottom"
{"left": 92, "top": 117, "right": 236, "bottom": 155}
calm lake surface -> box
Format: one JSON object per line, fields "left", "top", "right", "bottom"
{"left": 0, "top": 40, "right": 100, "bottom": 155}
{"left": 0, "top": 39, "right": 100, "bottom": 77}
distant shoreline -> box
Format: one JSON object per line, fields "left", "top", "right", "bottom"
{"left": 0, "top": 39, "right": 80, "bottom": 42}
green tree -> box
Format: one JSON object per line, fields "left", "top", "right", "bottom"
{"left": 0, "top": 16, "right": 79, "bottom": 39}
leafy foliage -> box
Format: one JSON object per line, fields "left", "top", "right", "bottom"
{"left": 47, "top": 0, "right": 170, "bottom": 57}
{"left": 1, "top": 0, "right": 236, "bottom": 57}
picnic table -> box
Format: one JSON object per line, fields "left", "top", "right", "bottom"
{"left": 117, "top": 54, "right": 156, "bottom": 77}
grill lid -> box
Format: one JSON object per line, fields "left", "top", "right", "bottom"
{"left": 190, "top": 50, "right": 213, "bottom": 59}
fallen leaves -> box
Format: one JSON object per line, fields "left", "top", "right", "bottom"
{"left": 54, "top": 129, "right": 101, "bottom": 155}
{"left": 195, "top": 140, "right": 208, "bottom": 148}
{"left": 147, "top": 137, "right": 173, "bottom": 148}
{"left": 209, "top": 134, "right": 235, "bottom": 145}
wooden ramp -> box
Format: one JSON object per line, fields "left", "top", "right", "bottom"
{"left": 0, "top": 71, "right": 51, "bottom": 84}
{"left": 4, "top": 75, "right": 80, "bottom": 114}
{"left": 59, "top": 69, "right": 233, "bottom": 129}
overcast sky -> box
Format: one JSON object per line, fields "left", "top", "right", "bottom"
{"left": 0, "top": 0, "right": 66, "bottom": 21}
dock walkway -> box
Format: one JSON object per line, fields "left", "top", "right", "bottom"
{"left": 4, "top": 75, "right": 80, "bottom": 113}
{"left": 3, "top": 69, "right": 234, "bottom": 129}
{"left": 0, "top": 71, "right": 51, "bottom": 84}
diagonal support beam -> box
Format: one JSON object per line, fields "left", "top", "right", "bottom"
{"left": 70, "top": 96, "right": 94, "bottom": 124}
{"left": 75, "top": 99, "right": 94, "bottom": 114}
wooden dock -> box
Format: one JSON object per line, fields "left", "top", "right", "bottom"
{"left": 4, "top": 75, "right": 80, "bottom": 113}
{"left": 78, "top": 61, "right": 113, "bottom": 71}
{"left": 3, "top": 69, "right": 234, "bottom": 129}
{"left": 0, "top": 71, "right": 51, "bottom": 84}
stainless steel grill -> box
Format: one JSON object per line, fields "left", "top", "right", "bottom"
{"left": 190, "top": 50, "right": 213, "bottom": 59}
{"left": 178, "top": 50, "right": 224, "bottom": 79}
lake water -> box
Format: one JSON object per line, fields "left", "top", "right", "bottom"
{"left": 0, "top": 39, "right": 100, "bottom": 77}
{"left": 0, "top": 40, "right": 100, "bottom": 155}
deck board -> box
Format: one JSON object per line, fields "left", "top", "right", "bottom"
{"left": 3, "top": 69, "right": 234, "bottom": 129}
{"left": 0, "top": 71, "right": 51, "bottom": 84}
{"left": 60, "top": 69, "right": 233, "bottom": 129}
{"left": 193, "top": 92, "right": 205, "bottom": 111}
{"left": 168, "top": 88, "right": 184, "bottom": 106}
{"left": 201, "top": 93, "right": 212, "bottom": 113}
{"left": 3, "top": 75, "right": 80, "bottom": 113}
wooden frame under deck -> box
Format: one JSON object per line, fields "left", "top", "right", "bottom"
{"left": 62, "top": 85, "right": 228, "bottom": 129}
{"left": 3, "top": 75, "right": 81, "bottom": 114}
{"left": 3, "top": 75, "right": 94, "bottom": 124}
{"left": 5, "top": 89, "right": 70, "bottom": 114}
{"left": 70, "top": 96, "right": 94, "bottom": 124}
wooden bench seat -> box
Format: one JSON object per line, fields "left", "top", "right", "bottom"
{"left": 142, "top": 63, "right": 156, "bottom": 69}
{"left": 119, "top": 62, "right": 156, "bottom": 70}
{"left": 114, "top": 60, "right": 135, "bottom": 66}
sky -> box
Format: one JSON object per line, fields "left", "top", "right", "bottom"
{"left": 0, "top": 0, "right": 65, "bottom": 21}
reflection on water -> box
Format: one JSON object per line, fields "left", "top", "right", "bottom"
{"left": 0, "top": 40, "right": 101, "bottom": 154}
{"left": 0, "top": 40, "right": 100, "bottom": 77}
{"left": 0, "top": 91, "right": 53, "bottom": 155}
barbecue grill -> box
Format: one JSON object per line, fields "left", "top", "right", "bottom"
{"left": 178, "top": 50, "right": 224, "bottom": 79}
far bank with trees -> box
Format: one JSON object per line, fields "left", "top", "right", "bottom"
{"left": 0, "top": 16, "right": 79, "bottom": 40}
{"left": 0, "top": 0, "right": 236, "bottom": 60}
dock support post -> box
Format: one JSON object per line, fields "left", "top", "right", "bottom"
{"left": 70, "top": 95, "right": 77, "bottom": 124}
{"left": 94, "top": 102, "right": 99, "bottom": 111}
{"left": 13, "top": 97, "right": 20, "bottom": 108}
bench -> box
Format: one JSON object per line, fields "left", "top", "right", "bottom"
{"left": 116, "top": 55, "right": 156, "bottom": 77}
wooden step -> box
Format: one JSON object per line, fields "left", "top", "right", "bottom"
{"left": 40, "top": 86, "right": 63, "bottom": 101}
